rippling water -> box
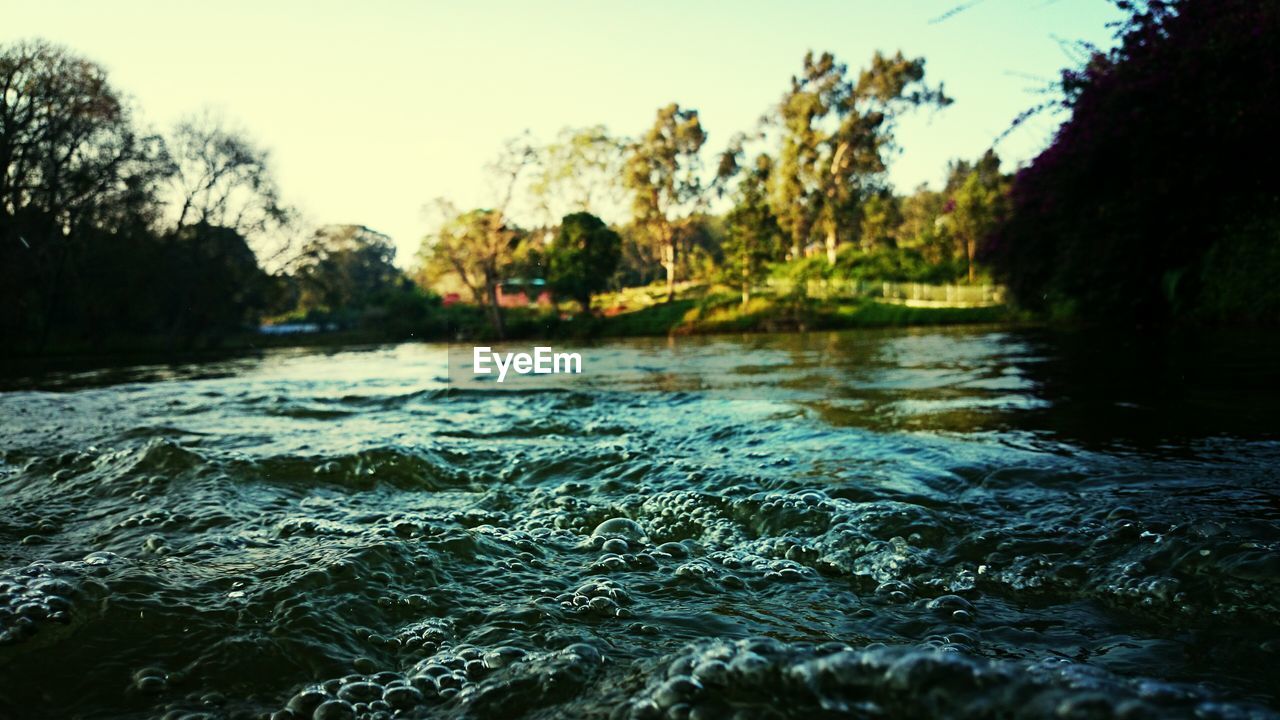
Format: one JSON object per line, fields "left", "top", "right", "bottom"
{"left": 2, "top": 327, "right": 1279, "bottom": 719}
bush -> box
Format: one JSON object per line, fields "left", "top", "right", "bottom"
{"left": 985, "top": 0, "right": 1280, "bottom": 325}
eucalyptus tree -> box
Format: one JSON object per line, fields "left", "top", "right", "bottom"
{"left": 771, "top": 50, "right": 950, "bottom": 264}
{"left": 623, "top": 103, "right": 706, "bottom": 302}
{"left": 722, "top": 155, "right": 783, "bottom": 307}
{"left": 528, "top": 125, "right": 625, "bottom": 224}
{"left": 944, "top": 150, "right": 1008, "bottom": 283}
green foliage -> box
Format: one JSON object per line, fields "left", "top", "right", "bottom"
{"left": 1191, "top": 212, "right": 1280, "bottom": 325}
{"left": 987, "top": 0, "right": 1280, "bottom": 325}
{"left": 292, "top": 225, "right": 399, "bottom": 316}
{"left": 857, "top": 192, "right": 903, "bottom": 250}
{"left": 770, "top": 50, "right": 951, "bottom": 263}
{"left": 619, "top": 291, "right": 1006, "bottom": 336}
{"left": 277, "top": 224, "right": 444, "bottom": 337}
{"left": 774, "top": 245, "right": 968, "bottom": 285}
{"left": 721, "top": 156, "right": 784, "bottom": 303}
{"left": 623, "top": 103, "right": 707, "bottom": 300}
{"left": 897, "top": 185, "right": 949, "bottom": 262}
{"left": 547, "top": 212, "right": 622, "bottom": 311}
{"left": 946, "top": 151, "right": 1009, "bottom": 283}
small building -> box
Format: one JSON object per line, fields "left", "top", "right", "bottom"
{"left": 496, "top": 278, "right": 553, "bottom": 308}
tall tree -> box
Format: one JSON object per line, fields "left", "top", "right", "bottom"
{"left": 166, "top": 111, "right": 292, "bottom": 261}
{"left": 943, "top": 150, "right": 1007, "bottom": 283}
{"left": 291, "top": 224, "right": 399, "bottom": 317}
{"left": 418, "top": 137, "right": 535, "bottom": 338}
{"left": 772, "top": 50, "right": 950, "bottom": 265}
{"left": 623, "top": 103, "right": 706, "bottom": 302}
{"left": 0, "top": 40, "right": 169, "bottom": 343}
{"left": 529, "top": 125, "right": 625, "bottom": 224}
{"left": 722, "top": 155, "right": 783, "bottom": 307}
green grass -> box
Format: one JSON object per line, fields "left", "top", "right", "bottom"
{"left": 11, "top": 283, "right": 1015, "bottom": 361}
{"left": 447, "top": 286, "right": 1013, "bottom": 340}
{"left": 656, "top": 292, "right": 1010, "bottom": 336}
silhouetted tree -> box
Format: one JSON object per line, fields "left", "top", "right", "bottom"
{"left": 0, "top": 40, "right": 170, "bottom": 345}
{"left": 160, "top": 222, "right": 269, "bottom": 342}
{"left": 985, "top": 0, "right": 1280, "bottom": 324}
{"left": 167, "top": 111, "right": 293, "bottom": 261}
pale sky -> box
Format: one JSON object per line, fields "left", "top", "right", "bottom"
{"left": 4, "top": 0, "right": 1123, "bottom": 265}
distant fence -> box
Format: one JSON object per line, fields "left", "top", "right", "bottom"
{"left": 763, "top": 279, "right": 1006, "bottom": 307}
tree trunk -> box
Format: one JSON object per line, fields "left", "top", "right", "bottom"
{"left": 825, "top": 225, "right": 838, "bottom": 265}
{"left": 661, "top": 228, "right": 677, "bottom": 303}
{"left": 485, "top": 282, "right": 506, "bottom": 339}
{"left": 967, "top": 238, "right": 976, "bottom": 284}
{"left": 741, "top": 253, "right": 750, "bottom": 308}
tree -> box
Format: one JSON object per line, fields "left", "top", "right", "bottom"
{"left": 546, "top": 212, "right": 621, "bottom": 312}
{"left": 529, "top": 125, "right": 625, "bottom": 223}
{"left": 0, "top": 40, "right": 170, "bottom": 344}
{"left": 159, "top": 223, "right": 269, "bottom": 341}
{"left": 858, "top": 191, "right": 903, "bottom": 251}
{"left": 166, "top": 111, "right": 293, "bottom": 261}
{"left": 418, "top": 137, "right": 536, "bottom": 338}
{"left": 291, "top": 224, "right": 400, "bottom": 319}
{"left": 944, "top": 151, "right": 1008, "bottom": 283}
{"left": 898, "top": 184, "right": 950, "bottom": 264}
{"left": 771, "top": 50, "right": 950, "bottom": 265}
{"left": 623, "top": 103, "right": 706, "bottom": 302}
{"left": 721, "top": 155, "right": 783, "bottom": 306}
{"left": 986, "top": 0, "right": 1280, "bottom": 323}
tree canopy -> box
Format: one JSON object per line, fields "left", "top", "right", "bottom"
{"left": 985, "top": 0, "right": 1280, "bottom": 324}
{"left": 546, "top": 212, "right": 622, "bottom": 312}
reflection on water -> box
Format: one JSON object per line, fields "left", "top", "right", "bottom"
{"left": 1, "top": 327, "right": 1278, "bottom": 719}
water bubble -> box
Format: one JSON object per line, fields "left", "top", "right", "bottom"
{"left": 591, "top": 518, "right": 649, "bottom": 545}
{"left": 335, "top": 681, "right": 382, "bottom": 703}
{"left": 311, "top": 699, "right": 355, "bottom": 720}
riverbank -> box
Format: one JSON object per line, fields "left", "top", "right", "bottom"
{"left": 2, "top": 285, "right": 1016, "bottom": 362}
{"left": 532, "top": 292, "right": 1012, "bottom": 339}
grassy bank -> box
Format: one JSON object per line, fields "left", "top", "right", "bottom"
{"left": 582, "top": 293, "right": 1009, "bottom": 338}
{"left": 496, "top": 283, "right": 1014, "bottom": 340}
{"left": 4, "top": 284, "right": 1014, "bottom": 362}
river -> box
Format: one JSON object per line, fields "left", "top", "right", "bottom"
{"left": 1, "top": 327, "right": 1278, "bottom": 719}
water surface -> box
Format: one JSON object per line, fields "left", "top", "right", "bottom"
{"left": 2, "top": 327, "right": 1278, "bottom": 719}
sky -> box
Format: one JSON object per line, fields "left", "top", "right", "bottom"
{"left": 4, "top": 0, "right": 1124, "bottom": 265}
